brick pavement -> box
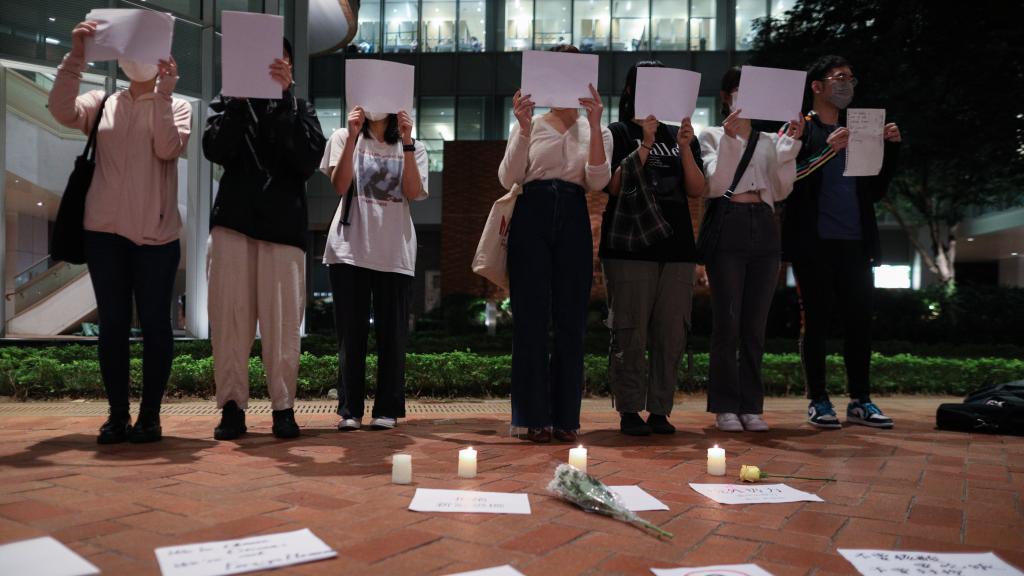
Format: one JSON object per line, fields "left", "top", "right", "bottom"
{"left": 0, "top": 396, "right": 1021, "bottom": 575}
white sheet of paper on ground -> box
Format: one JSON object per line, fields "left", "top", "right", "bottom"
{"left": 734, "top": 65, "right": 807, "bottom": 123}
{"left": 220, "top": 11, "right": 284, "bottom": 100}
{"left": 0, "top": 536, "right": 100, "bottom": 576}
{"left": 688, "top": 483, "right": 824, "bottom": 505}
{"left": 634, "top": 67, "right": 701, "bottom": 124}
{"left": 153, "top": 528, "right": 336, "bottom": 576}
{"left": 843, "top": 108, "right": 886, "bottom": 176}
{"left": 409, "top": 488, "right": 532, "bottom": 514}
{"left": 651, "top": 563, "right": 775, "bottom": 576}
{"left": 445, "top": 565, "right": 527, "bottom": 576}
{"left": 609, "top": 485, "right": 670, "bottom": 511}
{"left": 84, "top": 9, "right": 175, "bottom": 64}
{"left": 521, "top": 50, "right": 599, "bottom": 109}
{"left": 346, "top": 59, "right": 415, "bottom": 116}
{"left": 838, "top": 549, "right": 1024, "bottom": 576}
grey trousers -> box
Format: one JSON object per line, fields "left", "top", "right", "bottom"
{"left": 705, "top": 202, "right": 780, "bottom": 415}
{"left": 603, "top": 259, "right": 695, "bottom": 416}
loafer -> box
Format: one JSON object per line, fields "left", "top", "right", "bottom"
{"left": 272, "top": 408, "right": 301, "bottom": 439}
{"left": 525, "top": 428, "right": 551, "bottom": 443}
{"left": 128, "top": 410, "right": 162, "bottom": 443}
{"left": 97, "top": 411, "right": 132, "bottom": 445}
{"left": 552, "top": 428, "right": 579, "bottom": 443}
{"left": 620, "top": 412, "right": 652, "bottom": 436}
{"left": 214, "top": 401, "right": 247, "bottom": 440}
{"left": 646, "top": 413, "right": 676, "bottom": 434}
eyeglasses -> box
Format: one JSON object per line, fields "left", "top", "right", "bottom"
{"left": 823, "top": 73, "right": 858, "bottom": 86}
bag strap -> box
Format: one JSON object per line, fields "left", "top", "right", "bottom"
{"left": 84, "top": 91, "right": 115, "bottom": 162}
{"left": 724, "top": 131, "right": 759, "bottom": 199}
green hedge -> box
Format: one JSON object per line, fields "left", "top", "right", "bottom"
{"left": 1, "top": 347, "right": 1021, "bottom": 400}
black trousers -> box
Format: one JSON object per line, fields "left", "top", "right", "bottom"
{"left": 84, "top": 231, "right": 180, "bottom": 413}
{"left": 329, "top": 263, "right": 412, "bottom": 419}
{"left": 507, "top": 180, "right": 593, "bottom": 431}
{"left": 705, "top": 203, "right": 780, "bottom": 415}
{"left": 792, "top": 239, "right": 874, "bottom": 402}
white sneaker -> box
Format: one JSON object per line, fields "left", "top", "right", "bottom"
{"left": 337, "top": 417, "right": 362, "bottom": 431}
{"left": 716, "top": 413, "right": 743, "bottom": 432}
{"left": 369, "top": 417, "right": 397, "bottom": 430}
{"left": 740, "top": 414, "right": 770, "bottom": 432}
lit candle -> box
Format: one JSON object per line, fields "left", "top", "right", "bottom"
{"left": 392, "top": 453, "right": 412, "bottom": 484}
{"left": 458, "top": 447, "right": 477, "bottom": 478}
{"left": 707, "top": 445, "right": 726, "bottom": 476}
{"left": 568, "top": 445, "right": 588, "bottom": 473}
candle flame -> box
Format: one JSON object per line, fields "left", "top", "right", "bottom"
{"left": 577, "top": 444, "right": 583, "bottom": 449}
{"left": 713, "top": 444, "right": 719, "bottom": 449}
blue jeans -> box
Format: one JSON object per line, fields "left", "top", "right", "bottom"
{"left": 507, "top": 180, "right": 593, "bottom": 431}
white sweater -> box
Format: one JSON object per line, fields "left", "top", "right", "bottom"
{"left": 498, "top": 114, "right": 613, "bottom": 192}
{"left": 698, "top": 127, "right": 802, "bottom": 209}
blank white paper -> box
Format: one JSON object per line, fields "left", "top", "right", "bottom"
{"left": 734, "top": 65, "right": 807, "bottom": 123}
{"left": 843, "top": 108, "right": 886, "bottom": 176}
{"left": 345, "top": 59, "right": 416, "bottom": 116}
{"left": 445, "top": 565, "right": 527, "bottom": 576}
{"left": 634, "top": 67, "right": 701, "bottom": 124}
{"left": 521, "top": 50, "right": 599, "bottom": 109}
{"left": 84, "top": 8, "right": 175, "bottom": 64}
{"left": 0, "top": 536, "right": 99, "bottom": 576}
{"left": 610, "top": 485, "right": 670, "bottom": 512}
{"left": 220, "top": 11, "right": 284, "bottom": 100}
{"left": 651, "top": 563, "right": 776, "bottom": 576}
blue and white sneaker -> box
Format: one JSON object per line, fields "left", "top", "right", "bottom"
{"left": 847, "top": 400, "right": 894, "bottom": 429}
{"left": 807, "top": 399, "right": 842, "bottom": 429}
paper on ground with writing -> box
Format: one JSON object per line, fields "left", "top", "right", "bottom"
{"left": 734, "top": 65, "right": 807, "bottom": 123}
{"left": 838, "top": 549, "right": 1024, "bottom": 576}
{"left": 153, "top": 528, "right": 336, "bottom": 576}
{"left": 635, "top": 67, "right": 701, "bottom": 124}
{"left": 843, "top": 108, "right": 886, "bottom": 176}
{"left": 689, "top": 483, "right": 824, "bottom": 505}
{"left": 651, "top": 563, "right": 776, "bottom": 576}
{"left": 409, "top": 488, "right": 532, "bottom": 514}
{"left": 84, "top": 9, "right": 174, "bottom": 64}
{"left": 445, "top": 565, "right": 527, "bottom": 576}
{"left": 220, "top": 11, "right": 283, "bottom": 100}
{"left": 0, "top": 536, "right": 100, "bottom": 576}
{"left": 346, "top": 59, "right": 415, "bottom": 116}
{"left": 609, "top": 485, "right": 670, "bottom": 511}
{"left": 521, "top": 50, "right": 599, "bottom": 109}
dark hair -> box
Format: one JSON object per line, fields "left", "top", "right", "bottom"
{"left": 719, "top": 66, "right": 742, "bottom": 117}
{"left": 618, "top": 60, "right": 664, "bottom": 122}
{"left": 805, "top": 54, "right": 851, "bottom": 111}
{"left": 283, "top": 37, "right": 294, "bottom": 62}
{"left": 362, "top": 114, "right": 401, "bottom": 145}
{"left": 549, "top": 44, "right": 580, "bottom": 54}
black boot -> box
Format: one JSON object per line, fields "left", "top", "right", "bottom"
{"left": 214, "top": 400, "right": 247, "bottom": 440}
{"left": 619, "top": 412, "right": 652, "bottom": 436}
{"left": 97, "top": 409, "right": 132, "bottom": 445}
{"left": 272, "top": 408, "right": 300, "bottom": 439}
{"left": 129, "top": 409, "right": 163, "bottom": 443}
{"left": 646, "top": 413, "right": 676, "bottom": 434}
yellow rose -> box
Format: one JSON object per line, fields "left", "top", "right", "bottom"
{"left": 739, "top": 465, "right": 763, "bottom": 483}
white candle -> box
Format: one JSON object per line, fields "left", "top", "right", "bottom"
{"left": 568, "top": 445, "right": 588, "bottom": 473}
{"left": 707, "top": 445, "right": 726, "bottom": 476}
{"left": 392, "top": 453, "right": 412, "bottom": 484}
{"left": 458, "top": 447, "right": 477, "bottom": 478}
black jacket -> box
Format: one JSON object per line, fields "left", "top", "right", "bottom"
{"left": 202, "top": 90, "right": 327, "bottom": 251}
{"left": 780, "top": 112, "right": 900, "bottom": 264}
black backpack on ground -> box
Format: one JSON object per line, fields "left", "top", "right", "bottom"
{"left": 935, "top": 381, "right": 1024, "bottom": 435}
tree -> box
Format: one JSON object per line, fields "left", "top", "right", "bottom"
{"left": 749, "top": 0, "right": 1024, "bottom": 285}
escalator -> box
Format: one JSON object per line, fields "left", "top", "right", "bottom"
{"left": 5, "top": 255, "right": 96, "bottom": 336}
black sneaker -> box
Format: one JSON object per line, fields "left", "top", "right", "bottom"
{"left": 620, "top": 412, "right": 652, "bottom": 436}
{"left": 97, "top": 410, "right": 132, "bottom": 445}
{"left": 807, "top": 399, "right": 842, "bottom": 429}
{"left": 646, "top": 413, "right": 676, "bottom": 435}
{"left": 272, "top": 408, "right": 300, "bottom": 439}
{"left": 128, "top": 409, "right": 162, "bottom": 443}
{"left": 847, "top": 400, "right": 894, "bottom": 429}
{"left": 214, "top": 401, "right": 247, "bottom": 440}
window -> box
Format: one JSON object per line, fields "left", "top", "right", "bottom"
{"left": 770, "top": 0, "right": 797, "bottom": 21}
{"left": 690, "top": 0, "right": 716, "bottom": 50}
{"left": 735, "top": 0, "right": 765, "bottom": 50}
{"left": 418, "top": 97, "right": 455, "bottom": 171}
{"left": 385, "top": 0, "right": 419, "bottom": 52}
{"left": 355, "top": 0, "right": 382, "bottom": 53}
{"left": 693, "top": 96, "right": 715, "bottom": 135}
{"left": 574, "top": 0, "right": 610, "bottom": 52}
{"left": 214, "top": 0, "right": 264, "bottom": 29}
{"left": 459, "top": 0, "right": 487, "bottom": 51}
{"left": 457, "top": 97, "right": 487, "bottom": 140}
{"left": 534, "top": 0, "right": 571, "bottom": 50}
{"left": 422, "top": 0, "right": 456, "bottom": 52}
{"left": 314, "top": 97, "right": 345, "bottom": 137}
{"left": 612, "top": 0, "right": 649, "bottom": 52}
{"left": 503, "top": 0, "right": 534, "bottom": 51}
{"left": 650, "top": 0, "right": 686, "bottom": 50}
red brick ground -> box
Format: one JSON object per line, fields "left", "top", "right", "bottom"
{"left": 0, "top": 396, "right": 1022, "bottom": 575}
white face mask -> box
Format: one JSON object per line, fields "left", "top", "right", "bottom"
{"left": 119, "top": 60, "right": 158, "bottom": 83}
{"left": 728, "top": 91, "right": 740, "bottom": 114}
{"left": 365, "top": 111, "right": 389, "bottom": 122}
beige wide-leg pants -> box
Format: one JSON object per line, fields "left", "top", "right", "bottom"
{"left": 207, "top": 227, "right": 305, "bottom": 411}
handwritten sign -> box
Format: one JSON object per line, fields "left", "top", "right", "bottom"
{"left": 610, "top": 485, "right": 670, "bottom": 512}
{"left": 844, "top": 108, "right": 886, "bottom": 176}
{"left": 651, "top": 563, "right": 776, "bottom": 576}
{"left": 445, "top": 565, "right": 527, "bottom": 576}
{"left": 838, "top": 550, "right": 1024, "bottom": 576}
{"left": 688, "top": 483, "right": 824, "bottom": 505}
{"left": 409, "top": 488, "right": 532, "bottom": 515}
{"left": 0, "top": 536, "right": 99, "bottom": 576}
{"left": 153, "top": 528, "right": 336, "bottom": 576}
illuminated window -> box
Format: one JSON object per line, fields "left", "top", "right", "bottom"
{"left": 574, "top": 0, "right": 610, "bottom": 52}
{"left": 503, "top": 0, "right": 534, "bottom": 51}
{"left": 422, "top": 0, "right": 456, "bottom": 52}
{"left": 690, "top": 0, "right": 717, "bottom": 50}
{"left": 385, "top": 0, "right": 419, "bottom": 52}
{"left": 459, "top": 0, "right": 488, "bottom": 51}
{"left": 535, "top": 0, "right": 572, "bottom": 50}
{"left": 651, "top": 0, "right": 687, "bottom": 51}
{"left": 355, "top": 0, "right": 382, "bottom": 53}
{"left": 735, "top": 0, "right": 765, "bottom": 50}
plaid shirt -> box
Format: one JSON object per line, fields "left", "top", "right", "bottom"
{"left": 606, "top": 149, "right": 674, "bottom": 252}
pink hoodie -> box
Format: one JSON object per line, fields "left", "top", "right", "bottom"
{"left": 48, "top": 53, "right": 191, "bottom": 246}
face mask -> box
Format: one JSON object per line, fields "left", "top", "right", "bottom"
{"left": 365, "top": 111, "right": 389, "bottom": 122}
{"left": 728, "top": 91, "right": 740, "bottom": 114}
{"left": 118, "top": 60, "right": 158, "bottom": 83}
{"left": 827, "top": 82, "right": 854, "bottom": 109}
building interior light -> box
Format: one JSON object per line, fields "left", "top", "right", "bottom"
{"left": 966, "top": 237, "right": 975, "bottom": 242}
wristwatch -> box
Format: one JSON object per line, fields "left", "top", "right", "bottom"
{"left": 403, "top": 139, "right": 416, "bottom": 152}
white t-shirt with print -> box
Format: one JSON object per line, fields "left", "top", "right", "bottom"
{"left": 319, "top": 128, "right": 429, "bottom": 276}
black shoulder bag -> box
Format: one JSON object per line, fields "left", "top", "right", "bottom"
{"left": 694, "top": 132, "right": 759, "bottom": 266}
{"left": 52, "top": 92, "right": 115, "bottom": 264}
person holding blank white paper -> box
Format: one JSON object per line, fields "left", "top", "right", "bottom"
{"left": 49, "top": 20, "right": 190, "bottom": 445}
{"left": 699, "top": 67, "right": 804, "bottom": 432}
{"left": 499, "top": 45, "right": 613, "bottom": 444}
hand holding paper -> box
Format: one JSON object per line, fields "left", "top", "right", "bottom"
{"left": 521, "top": 50, "right": 599, "bottom": 109}
{"left": 221, "top": 11, "right": 284, "bottom": 99}
{"left": 735, "top": 65, "right": 807, "bottom": 123}
{"left": 83, "top": 9, "right": 175, "bottom": 65}
{"left": 634, "top": 67, "right": 701, "bottom": 124}
{"left": 843, "top": 108, "right": 885, "bottom": 177}
{"left": 70, "top": 21, "right": 98, "bottom": 59}
{"left": 345, "top": 60, "right": 415, "bottom": 117}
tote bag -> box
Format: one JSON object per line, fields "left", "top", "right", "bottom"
{"left": 471, "top": 183, "right": 522, "bottom": 291}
